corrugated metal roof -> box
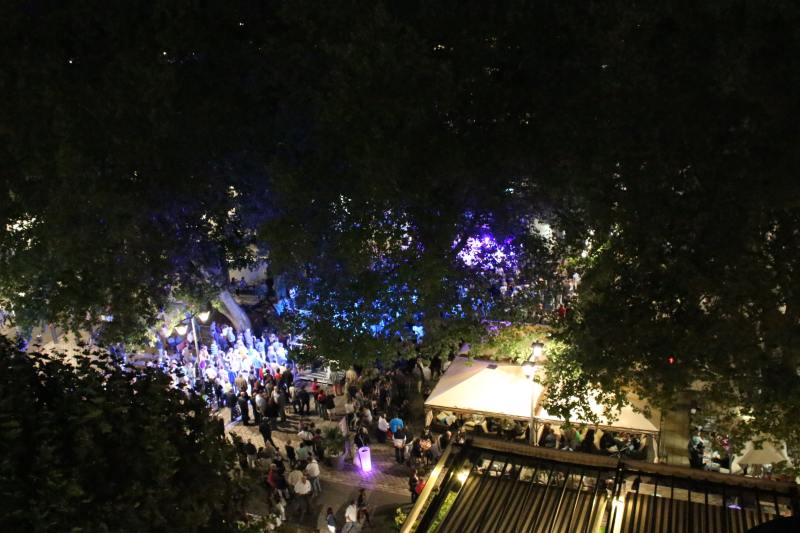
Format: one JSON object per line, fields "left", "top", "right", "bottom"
{"left": 411, "top": 439, "right": 799, "bottom": 533}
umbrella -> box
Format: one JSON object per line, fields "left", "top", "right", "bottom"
{"left": 738, "top": 440, "right": 790, "bottom": 466}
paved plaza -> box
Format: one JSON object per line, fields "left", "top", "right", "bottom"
{"left": 226, "top": 388, "right": 415, "bottom": 530}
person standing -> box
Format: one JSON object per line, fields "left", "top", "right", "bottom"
{"left": 272, "top": 491, "right": 287, "bottom": 523}
{"left": 393, "top": 427, "right": 407, "bottom": 463}
{"left": 377, "top": 413, "right": 390, "bottom": 443}
{"left": 354, "top": 426, "right": 370, "bottom": 449}
{"left": 357, "top": 488, "right": 373, "bottom": 527}
{"left": 296, "top": 441, "right": 311, "bottom": 463}
{"left": 294, "top": 475, "right": 313, "bottom": 519}
{"left": 313, "top": 429, "right": 326, "bottom": 461}
{"left": 259, "top": 416, "right": 277, "bottom": 449}
{"left": 225, "top": 386, "right": 238, "bottom": 423}
{"left": 267, "top": 464, "right": 287, "bottom": 499}
{"left": 297, "top": 426, "right": 314, "bottom": 446}
{"left": 689, "top": 435, "right": 705, "bottom": 469}
{"left": 344, "top": 397, "right": 355, "bottom": 430}
{"left": 305, "top": 456, "right": 321, "bottom": 494}
{"left": 245, "top": 439, "right": 257, "bottom": 469}
{"left": 430, "top": 354, "right": 442, "bottom": 380}
{"left": 389, "top": 414, "right": 404, "bottom": 434}
{"left": 409, "top": 469, "right": 420, "bottom": 503}
{"left": 285, "top": 439, "right": 297, "bottom": 468}
{"left": 278, "top": 386, "right": 288, "bottom": 424}
{"left": 299, "top": 387, "right": 311, "bottom": 416}
{"left": 286, "top": 463, "right": 304, "bottom": 498}
{"left": 316, "top": 389, "right": 327, "bottom": 418}
{"left": 324, "top": 392, "right": 337, "bottom": 420}
{"left": 237, "top": 391, "right": 251, "bottom": 425}
{"left": 345, "top": 500, "right": 358, "bottom": 527}
{"left": 326, "top": 507, "right": 337, "bottom": 532}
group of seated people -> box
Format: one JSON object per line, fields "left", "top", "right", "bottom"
{"left": 401, "top": 428, "right": 452, "bottom": 468}
{"left": 430, "top": 411, "right": 653, "bottom": 461}
{"left": 431, "top": 412, "right": 529, "bottom": 441}
{"left": 536, "top": 423, "right": 649, "bottom": 459}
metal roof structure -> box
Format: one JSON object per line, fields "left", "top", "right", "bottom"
{"left": 404, "top": 437, "right": 799, "bottom": 533}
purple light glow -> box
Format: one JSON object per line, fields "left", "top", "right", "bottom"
{"left": 358, "top": 446, "right": 372, "bottom": 472}
{"left": 455, "top": 232, "right": 518, "bottom": 271}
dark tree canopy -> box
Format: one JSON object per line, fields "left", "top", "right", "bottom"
{"left": 2, "top": 1, "right": 800, "bottom": 450}
{"left": 0, "top": 336, "right": 248, "bottom": 531}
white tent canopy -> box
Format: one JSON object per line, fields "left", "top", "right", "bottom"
{"left": 535, "top": 392, "right": 660, "bottom": 435}
{"left": 425, "top": 356, "right": 544, "bottom": 421}
{"left": 731, "top": 438, "right": 792, "bottom": 473}
{"left": 425, "top": 356, "right": 660, "bottom": 438}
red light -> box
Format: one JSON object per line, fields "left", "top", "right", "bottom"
{"left": 667, "top": 356, "right": 676, "bottom": 365}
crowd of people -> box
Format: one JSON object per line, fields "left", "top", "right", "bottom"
{"left": 151, "top": 314, "right": 451, "bottom": 531}
{"left": 155, "top": 321, "right": 300, "bottom": 410}
{"left": 220, "top": 359, "right": 450, "bottom": 531}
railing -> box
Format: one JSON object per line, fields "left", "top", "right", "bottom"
{"left": 400, "top": 443, "right": 455, "bottom": 533}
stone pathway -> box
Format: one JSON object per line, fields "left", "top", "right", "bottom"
{"left": 224, "top": 389, "right": 414, "bottom": 530}
{"left": 226, "top": 396, "right": 412, "bottom": 496}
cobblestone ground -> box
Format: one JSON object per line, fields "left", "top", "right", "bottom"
{"left": 225, "top": 385, "right": 423, "bottom": 530}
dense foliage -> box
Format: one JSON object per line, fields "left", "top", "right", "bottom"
{"left": 2, "top": 1, "right": 800, "bottom": 451}
{"left": 0, "top": 337, "right": 249, "bottom": 531}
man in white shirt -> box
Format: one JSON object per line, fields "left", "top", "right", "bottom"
{"left": 297, "top": 428, "right": 314, "bottom": 444}
{"left": 305, "top": 457, "right": 321, "bottom": 494}
{"left": 345, "top": 500, "right": 358, "bottom": 524}
{"left": 294, "top": 475, "right": 312, "bottom": 518}
{"left": 287, "top": 466, "right": 304, "bottom": 495}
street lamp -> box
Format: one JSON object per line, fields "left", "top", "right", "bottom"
{"left": 525, "top": 341, "right": 545, "bottom": 445}
{"left": 188, "top": 307, "right": 212, "bottom": 358}
{"left": 522, "top": 360, "right": 536, "bottom": 379}
{"left": 175, "top": 324, "right": 188, "bottom": 336}
{"left": 531, "top": 341, "right": 544, "bottom": 362}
